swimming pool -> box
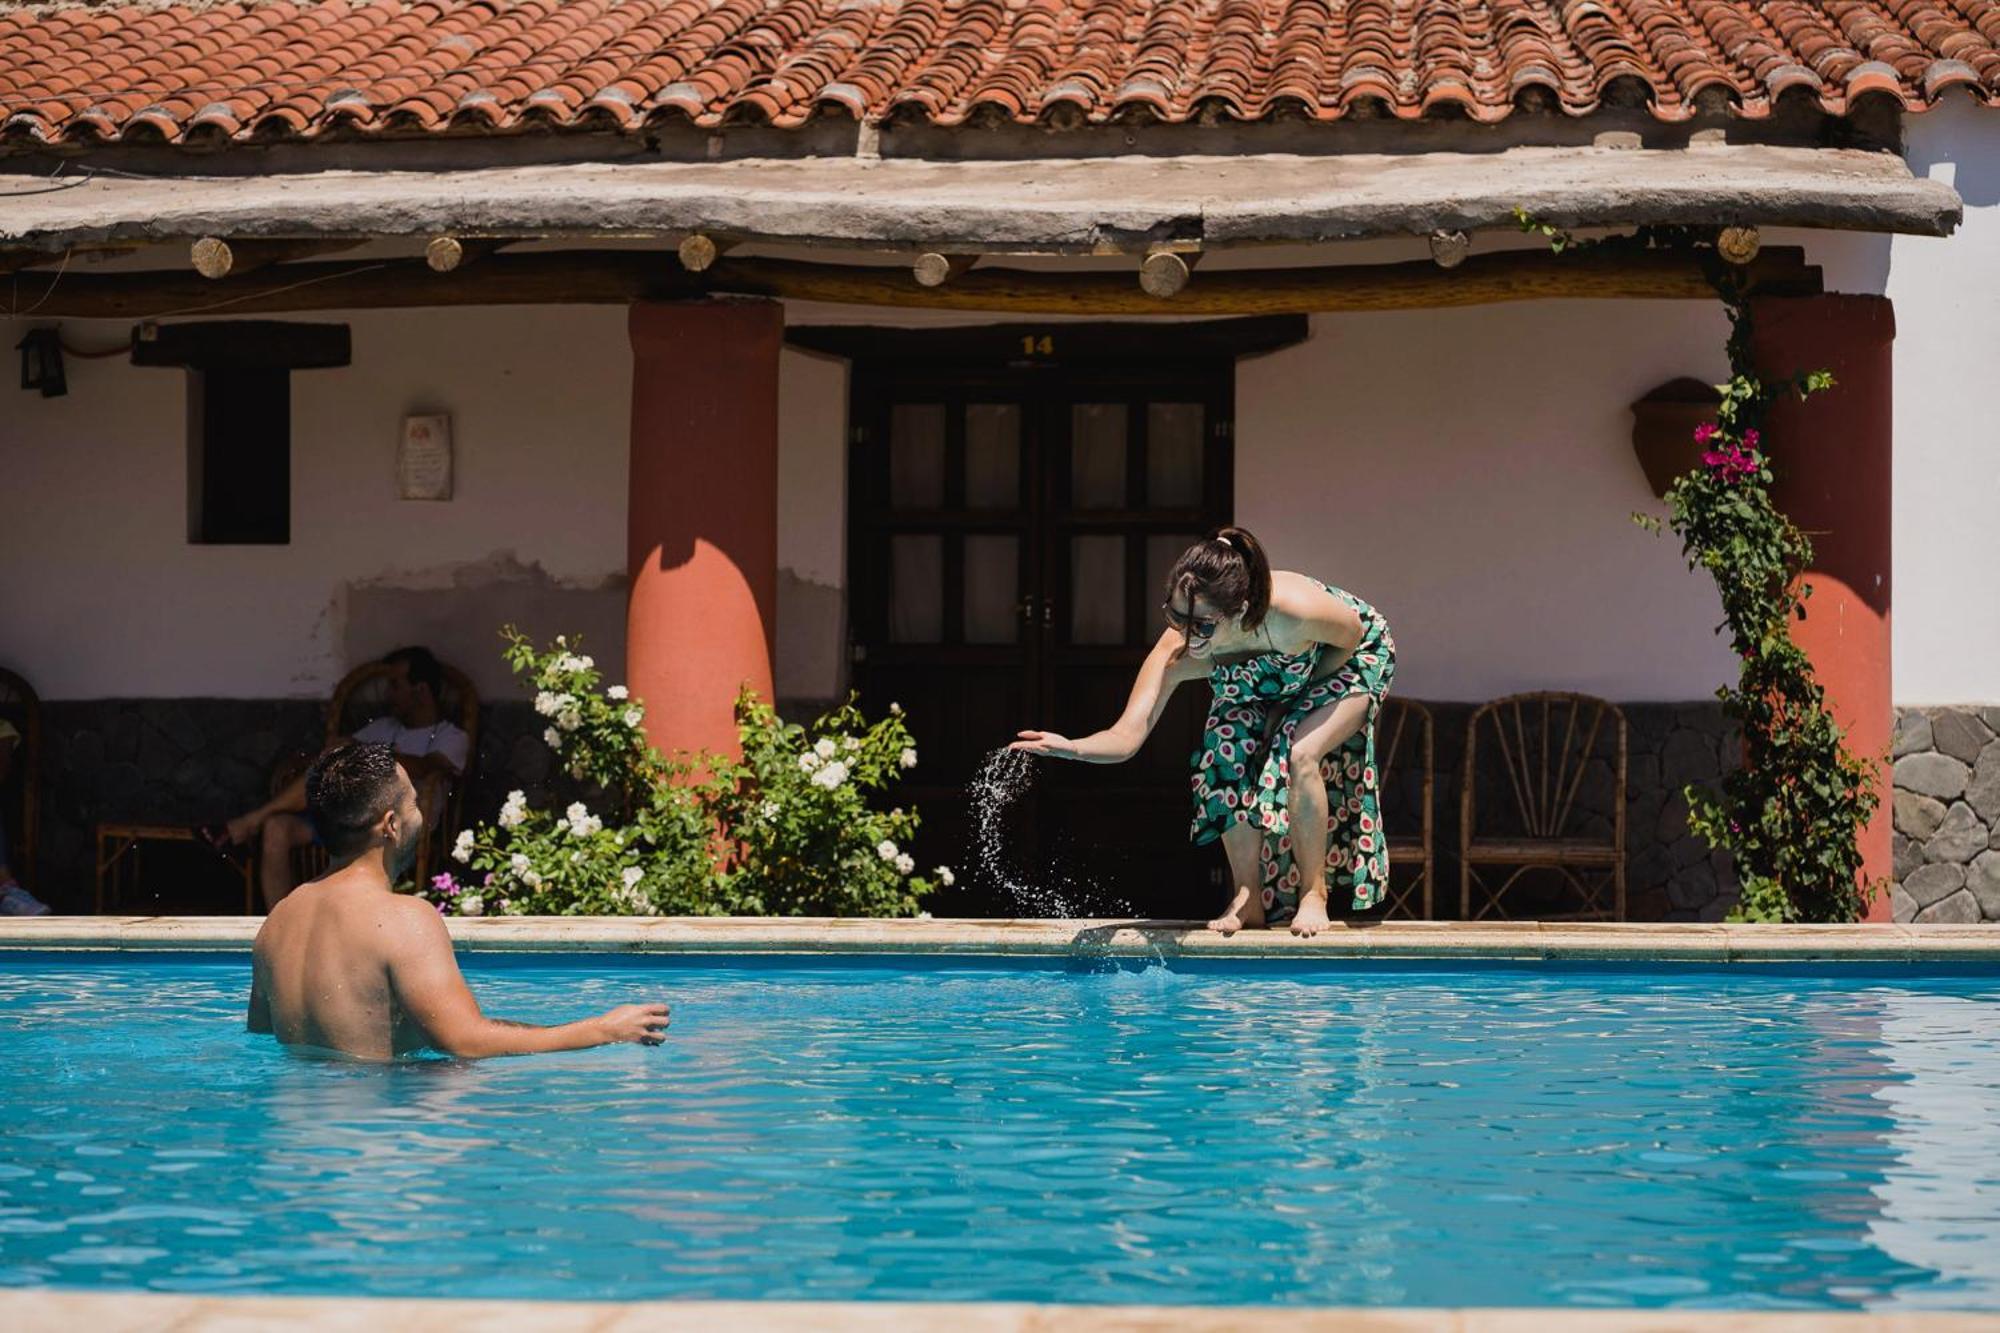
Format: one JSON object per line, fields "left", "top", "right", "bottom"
{"left": 2, "top": 950, "right": 1998, "bottom": 1312}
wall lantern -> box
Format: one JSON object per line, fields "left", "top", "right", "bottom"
{"left": 1629, "top": 377, "right": 1720, "bottom": 499}
{"left": 16, "top": 327, "right": 65, "bottom": 398}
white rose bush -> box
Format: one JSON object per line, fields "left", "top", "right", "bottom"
{"left": 427, "top": 629, "right": 713, "bottom": 917}
{"left": 424, "top": 629, "right": 939, "bottom": 918}
{"left": 704, "top": 690, "right": 935, "bottom": 917}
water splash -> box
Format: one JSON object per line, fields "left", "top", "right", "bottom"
{"left": 969, "top": 748, "right": 1133, "bottom": 919}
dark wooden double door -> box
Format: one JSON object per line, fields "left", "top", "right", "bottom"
{"left": 846, "top": 353, "right": 1235, "bottom": 918}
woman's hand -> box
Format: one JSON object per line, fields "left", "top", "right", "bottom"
{"left": 1010, "top": 730, "right": 1077, "bottom": 759}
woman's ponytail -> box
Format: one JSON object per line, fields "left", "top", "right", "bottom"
{"left": 1162, "top": 526, "right": 1274, "bottom": 635}
{"left": 1213, "top": 526, "right": 1272, "bottom": 629}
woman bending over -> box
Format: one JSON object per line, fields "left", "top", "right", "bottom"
{"left": 1012, "top": 527, "right": 1396, "bottom": 936}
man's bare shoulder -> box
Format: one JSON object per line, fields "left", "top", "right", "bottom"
{"left": 372, "top": 893, "right": 453, "bottom": 953}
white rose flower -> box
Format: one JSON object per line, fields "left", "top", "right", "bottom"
{"left": 498, "top": 791, "right": 528, "bottom": 828}
{"left": 523, "top": 870, "right": 543, "bottom": 888}
{"left": 543, "top": 726, "right": 562, "bottom": 749}
{"left": 534, "top": 691, "right": 560, "bottom": 717}
{"left": 556, "top": 706, "right": 584, "bottom": 732}
{"left": 814, "top": 738, "right": 837, "bottom": 760}
{"left": 877, "top": 840, "right": 899, "bottom": 862}
{"left": 607, "top": 685, "right": 629, "bottom": 700}
{"left": 510, "top": 852, "right": 532, "bottom": 874}
{"left": 623, "top": 708, "right": 644, "bottom": 728}
{"left": 811, "top": 760, "right": 848, "bottom": 789}
{"left": 452, "top": 830, "right": 475, "bottom": 863}
{"left": 843, "top": 736, "right": 860, "bottom": 751}
{"left": 799, "top": 752, "right": 820, "bottom": 772}
{"left": 459, "top": 894, "right": 483, "bottom": 917}
{"left": 760, "top": 800, "right": 779, "bottom": 819}
{"left": 571, "top": 850, "right": 585, "bottom": 863}
{"left": 578, "top": 655, "right": 594, "bottom": 671}
{"left": 899, "top": 747, "right": 918, "bottom": 769}
{"left": 622, "top": 866, "right": 644, "bottom": 889}
{"left": 936, "top": 866, "right": 955, "bottom": 887}
{"left": 889, "top": 701, "right": 903, "bottom": 715}
{"left": 895, "top": 853, "right": 915, "bottom": 875}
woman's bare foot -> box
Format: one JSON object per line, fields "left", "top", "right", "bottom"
{"left": 1207, "top": 885, "right": 1267, "bottom": 935}
{"left": 1290, "top": 888, "right": 1332, "bottom": 937}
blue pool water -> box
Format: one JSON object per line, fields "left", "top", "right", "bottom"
{"left": 2, "top": 953, "right": 1999, "bottom": 1310}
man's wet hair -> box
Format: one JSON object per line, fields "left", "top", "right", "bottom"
{"left": 383, "top": 645, "right": 444, "bottom": 701}
{"left": 306, "top": 742, "right": 403, "bottom": 857}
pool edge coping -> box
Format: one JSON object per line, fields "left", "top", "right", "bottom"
{"left": 2, "top": 1290, "right": 1995, "bottom": 1331}
{"left": 1, "top": 917, "right": 1996, "bottom": 962}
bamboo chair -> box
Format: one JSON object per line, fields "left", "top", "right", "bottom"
{"left": 280, "top": 660, "right": 480, "bottom": 892}
{"left": 0, "top": 667, "right": 40, "bottom": 891}
{"left": 1377, "top": 697, "right": 1436, "bottom": 919}
{"left": 1460, "top": 691, "right": 1627, "bottom": 921}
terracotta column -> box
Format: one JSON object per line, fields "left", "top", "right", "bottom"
{"left": 1748, "top": 295, "right": 1894, "bottom": 920}
{"left": 626, "top": 299, "right": 782, "bottom": 760}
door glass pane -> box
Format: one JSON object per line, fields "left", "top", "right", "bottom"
{"left": 1070, "top": 535, "right": 1126, "bottom": 644}
{"left": 964, "top": 535, "right": 1019, "bottom": 645}
{"left": 1148, "top": 533, "right": 1206, "bottom": 616}
{"left": 1070, "top": 403, "right": 1126, "bottom": 510}
{"left": 889, "top": 534, "right": 943, "bottom": 642}
{"left": 1147, "top": 403, "right": 1204, "bottom": 507}
{"left": 965, "top": 404, "right": 1020, "bottom": 510}
{"left": 889, "top": 404, "right": 945, "bottom": 510}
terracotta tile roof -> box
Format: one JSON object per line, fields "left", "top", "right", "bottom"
{"left": 2, "top": 0, "right": 1996, "bottom": 146}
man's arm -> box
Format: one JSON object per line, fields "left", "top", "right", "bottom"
{"left": 384, "top": 903, "right": 669, "bottom": 1058}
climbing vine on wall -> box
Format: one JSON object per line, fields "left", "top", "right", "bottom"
{"left": 1519, "top": 215, "right": 1880, "bottom": 921}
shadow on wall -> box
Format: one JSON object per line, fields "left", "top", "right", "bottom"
{"left": 1905, "top": 95, "right": 2000, "bottom": 210}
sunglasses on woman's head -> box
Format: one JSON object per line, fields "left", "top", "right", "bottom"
{"left": 1162, "top": 602, "right": 1221, "bottom": 639}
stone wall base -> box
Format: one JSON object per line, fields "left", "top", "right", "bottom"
{"left": 1891, "top": 706, "right": 2000, "bottom": 923}
{"left": 14, "top": 697, "right": 1743, "bottom": 920}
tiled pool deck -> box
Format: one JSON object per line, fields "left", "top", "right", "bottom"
{"left": 3, "top": 915, "right": 2000, "bottom": 961}
{"left": 4, "top": 917, "right": 1997, "bottom": 1332}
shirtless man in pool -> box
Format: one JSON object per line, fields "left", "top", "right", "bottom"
{"left": 248, "top": 742, "right": 669, "bottom": 1061}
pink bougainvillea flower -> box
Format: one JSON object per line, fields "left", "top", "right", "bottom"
{"left": 1693, "top": 422, "right": 1718, "bottom": 444}
{"left": 1742, "top": 428, "right": 1760, "bottom": 450}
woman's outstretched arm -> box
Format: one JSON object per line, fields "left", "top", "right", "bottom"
{"left": 1012, "top": 629, "right": 1206, "bottom": 763}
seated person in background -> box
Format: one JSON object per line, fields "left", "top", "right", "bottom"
{"left": 211, "top": 646, "right": 471, "bottom": 908}
{"left": 0, "top": 719, "right": 50, "bottom": 916}
{"left": 248, "top": 742, "right": 669, "bottom": 1061}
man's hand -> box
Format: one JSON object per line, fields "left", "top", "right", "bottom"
{"left": 594, "top": 1003, "right": 672, "bottom": 1046}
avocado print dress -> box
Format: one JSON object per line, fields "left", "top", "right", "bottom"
{"left": 1188, "top": 583, "right": 1396, "bottom": 916}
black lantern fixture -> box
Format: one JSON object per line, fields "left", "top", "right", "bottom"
{"left": 16, "top": 327, "right": 65, "bottom": 398}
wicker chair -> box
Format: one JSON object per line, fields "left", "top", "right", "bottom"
{"left": 0, "top": 667, "right": 40, "bottom": 891}
{"left": 1460, "top": 691, "right": 1627, "bottom": 921}
{"left": 1377, "top": 697, "right": 1435, "bottom": 919}
{"left": 279, "top": 659, "right": 480, "bottom": 892}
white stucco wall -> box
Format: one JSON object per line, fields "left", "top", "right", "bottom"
{"left": 769, "top": 291, "right": 1740, "bottom": 704}
{"left": 1238, "top": 301, "right": 1737, "bottom": 701}
{"left": 1888, "top": 96, "right": 2000, "bottom": 705}
{"left": 9, "top": 114, "right": 1998, "bottom": 711}
{"left": 1, "top": 305, "right": 632, "bottom": 700}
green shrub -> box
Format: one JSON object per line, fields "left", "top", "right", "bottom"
{"left": 423, "top": 630, "right": 947, "bottom": 917}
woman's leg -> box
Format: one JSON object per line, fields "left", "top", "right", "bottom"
{"left": 1284, "top": 693, "right": 1373, "bottom": 937}
{"left": 1207, "top": 819, "right": 1268, "bottom": 934}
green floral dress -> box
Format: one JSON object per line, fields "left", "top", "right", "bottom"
{"left": 1189, "top": 584, "right": 1396, "bottom": 916}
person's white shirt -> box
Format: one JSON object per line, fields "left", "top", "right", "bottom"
{"left": 351, "top": 716, "right": 470, "bottom": 776}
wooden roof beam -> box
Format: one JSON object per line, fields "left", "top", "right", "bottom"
{"left": 189, "top": 236, "right": 364, "bottom": 280}
{"left": 18, "top": 244, "right": 1822, "bottom": 320}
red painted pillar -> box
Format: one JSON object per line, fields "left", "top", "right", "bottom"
{"left": 626, "top": 299, "right": 782, "bottom": 761}
{"left": 1748, "top": 295, "right": 1894, "bottom": 920}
